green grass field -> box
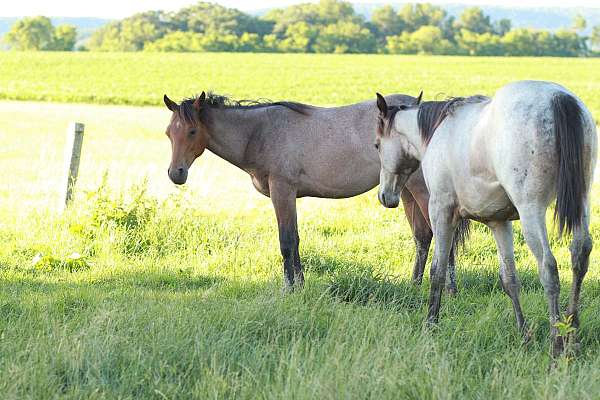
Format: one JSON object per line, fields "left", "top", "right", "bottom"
{"left": 1, "top": 53, "right": 600, "bottom": 399}
{"left": 1, "top": 52, "right": 600, "bottom": 119}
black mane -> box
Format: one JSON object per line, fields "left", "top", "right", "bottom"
{"left": 178, "top": 92, "right": 311, "bottom": 124}
{"left": 417, "top": 96, "right": 489, "bottom": 143}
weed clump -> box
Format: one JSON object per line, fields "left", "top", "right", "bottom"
{"left": 31, "top": 252, "right": 90, "bottom": 273}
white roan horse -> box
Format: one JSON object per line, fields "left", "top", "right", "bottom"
{"left": 375, "top": 81, "right": 597, "bottom": 356}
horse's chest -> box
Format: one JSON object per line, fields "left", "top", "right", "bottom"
{"left": 249, "top": 172, "right": 270, "bottom": 197}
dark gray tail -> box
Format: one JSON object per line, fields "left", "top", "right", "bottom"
{"left": 552, "top": 93, "right": 586, "bottom": 236}
{"left": 452, "top": 218, "right": 471, "bottom": 252}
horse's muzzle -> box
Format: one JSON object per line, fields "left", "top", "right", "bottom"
{"left": 378, "top": 190, "right": 400, "bottom": 208}
{"left": 168, "top": 167, "right": 188, "bottom": 185}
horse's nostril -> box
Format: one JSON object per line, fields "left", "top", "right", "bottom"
{"left": 177, "top": 167, "right": 184, "bottom": 174}
{"left": 381, "top": 192, "right": 386, "bottom": 204}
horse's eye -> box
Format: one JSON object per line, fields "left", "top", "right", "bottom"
{"left": 189, "top": 129, "right": 196, "bottom": 136}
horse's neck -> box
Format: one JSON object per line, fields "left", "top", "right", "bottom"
{"left": 400, "top": 109, "right": 426, "bottom": 160}
{"left": 205, "top": 108, "right": 261, "bottom": 169}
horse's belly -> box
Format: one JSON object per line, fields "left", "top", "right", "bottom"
{"left": 457, "top": 182, "right": 519, "bottom": 222}
{"left": 297, "top": 178, "right": 377, "bottom": 199}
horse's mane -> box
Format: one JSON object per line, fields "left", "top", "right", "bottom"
{"left": 178, "top": 92, "right": 311, "bottom": 124}
{"left": 417, "top": 95, "right": 489, "bottom": 144}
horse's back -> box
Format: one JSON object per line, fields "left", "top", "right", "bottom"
{"left": 268, "top": 94, "right": 416, "bottom": 198}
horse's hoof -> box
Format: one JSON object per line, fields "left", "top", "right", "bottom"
{"left": 551, "top": 337, "right": 565, "bottom": 359}
{"left": 294, "top": 273, "right": 305, "bottom": 288}
{"left": 281, "top": 280, "right": 295, "bottom": 294}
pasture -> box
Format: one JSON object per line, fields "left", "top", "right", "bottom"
{"left": 1, "top": 53, "right": 600, "bottom": 399}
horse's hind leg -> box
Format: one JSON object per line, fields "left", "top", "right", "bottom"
{"left": 401, "top": 188, "right": 431, "bottom": 284}
{"left": 567, "top": 202, "right": 592, "bottom": 331}
{"left": 487, "top": 221, "right": 526, "bottom": 334}
{"left": 519, "top": 208, "right": 562, "bottom": 356}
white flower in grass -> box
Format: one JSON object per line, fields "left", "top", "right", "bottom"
{"left": 31, "top": 253, "right": 43, "bottom": 266}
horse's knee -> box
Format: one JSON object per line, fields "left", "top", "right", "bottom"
{"left": 414, "top": 225, "right": 433, "bottom": 246}
{"left": 540, "top": 254, "right": 559, "bottom": 295}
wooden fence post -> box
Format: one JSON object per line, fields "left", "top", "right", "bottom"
{"left": 61, "top": 122, "right": 85, "bottom": 211}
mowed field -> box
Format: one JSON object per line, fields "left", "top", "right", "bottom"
{"left": 1, "top": 52, "right": 600, "bottom": 399}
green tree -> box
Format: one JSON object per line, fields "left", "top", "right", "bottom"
{"left": 371, "top": 5, "right": 404, "bottom": 37}
{"left": 387, "top": 25, "right": 453, "bottom": 55}
{"left": 493, "top": 19, "right": 512, "bottom": 36}
{"left": 51, "top": 24, "right": 77, "bottom": 51}
{"left": 456, "top": 29, "right": 502, "bottom": 55}
{"left": 386, "top": 32, "right": 417, "bottom": 54}
{"left": 4, "top": 16, "right": 78, "bottom": 51}
{"left": 262, "top": 3, "right": 320, "bottom": 36}
{"left": 457, "top": 7, "right": 493, "bottom": 34}
{"left": 120, "top": 11, "right": 168, "bottom": 51}
{"left": 398, "top": 3, "right": 447, "bottom": 32}
{"left": 316, "top": 0, "right": 359, "bottom": 24}
{"left": 175, "top": 2, "right": 271, "bottom": 36}
{"left": 87, "top": 21, "right": 125, "bottom": 51}
{"left": 144, "top": 31, "right": 203, "bottom": 52}
{"left": 500, "top": 28, "right": 537, "bottom": 56}
{"left": 313, "top": 21, "right": 375, "bottom": 53}
{"left": 554, "top": 29, "right": 586, "bottom": 56}
{"left": 4, "top": 16, "right": 55, "bottom": 50}
{"left": 237, "top": 32, "right": 264, "bottom": 52}
{"left": 89, "top": 11, "right": 167, "bottom": 51}
{"left": 410, "top": 25, "right": 453, "bottom": 54}
{"left": 278, "top": 21, "right": 317, "bottom": 52}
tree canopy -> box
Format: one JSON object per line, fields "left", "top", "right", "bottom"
{"left": 4, "top": 16, "right": 77, "bottom": 51}
{"left": 4, "top": 2, "right": 599, "bottom": 57}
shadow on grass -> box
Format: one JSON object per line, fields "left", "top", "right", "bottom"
{"left": 308, "top": 251, "right": 600, "bottom": 316}
{"left": 1, "top": 270, "right": 226, "bottom": 293}
{"left": 458, "top": 266, "right": 543, "bottom": 293}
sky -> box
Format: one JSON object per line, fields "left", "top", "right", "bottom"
{"left": 1, "top": 0, "right": 599, "bottom": 18}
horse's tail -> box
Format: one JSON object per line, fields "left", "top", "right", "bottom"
{"left": 452, "top": 218, "right": 471, "bottom": 252}
{"left": 552, "top": 92, "right": 586, "bottom": 236}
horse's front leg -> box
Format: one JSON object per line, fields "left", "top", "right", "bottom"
{"left": 427, "top": 204, "right": 456, "bottom": 324}
{"left": 269, "top": 178, "right": 303, "bottom": 291}
{"left": 401, "top": 188, "right": 432, "bottom": 284}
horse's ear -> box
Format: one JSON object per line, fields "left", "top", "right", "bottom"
{"left": 193, "top": 91, "right": 206, "bottom": 112}
{"left": 415, "top": 91, "right": 423, "bottom": 105}
{"left": 164, "top": 94, "right": 178, "bottom": 112}
{"left": 376, "top": 93, "right": 388, "bottom": 115}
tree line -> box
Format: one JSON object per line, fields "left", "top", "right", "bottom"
{"left": 4, "top": 1, "right": 600, "bottom": 56}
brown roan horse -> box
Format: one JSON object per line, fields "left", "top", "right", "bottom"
{"left": 163, "top": 92, "right": 467, "bottom": 291}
